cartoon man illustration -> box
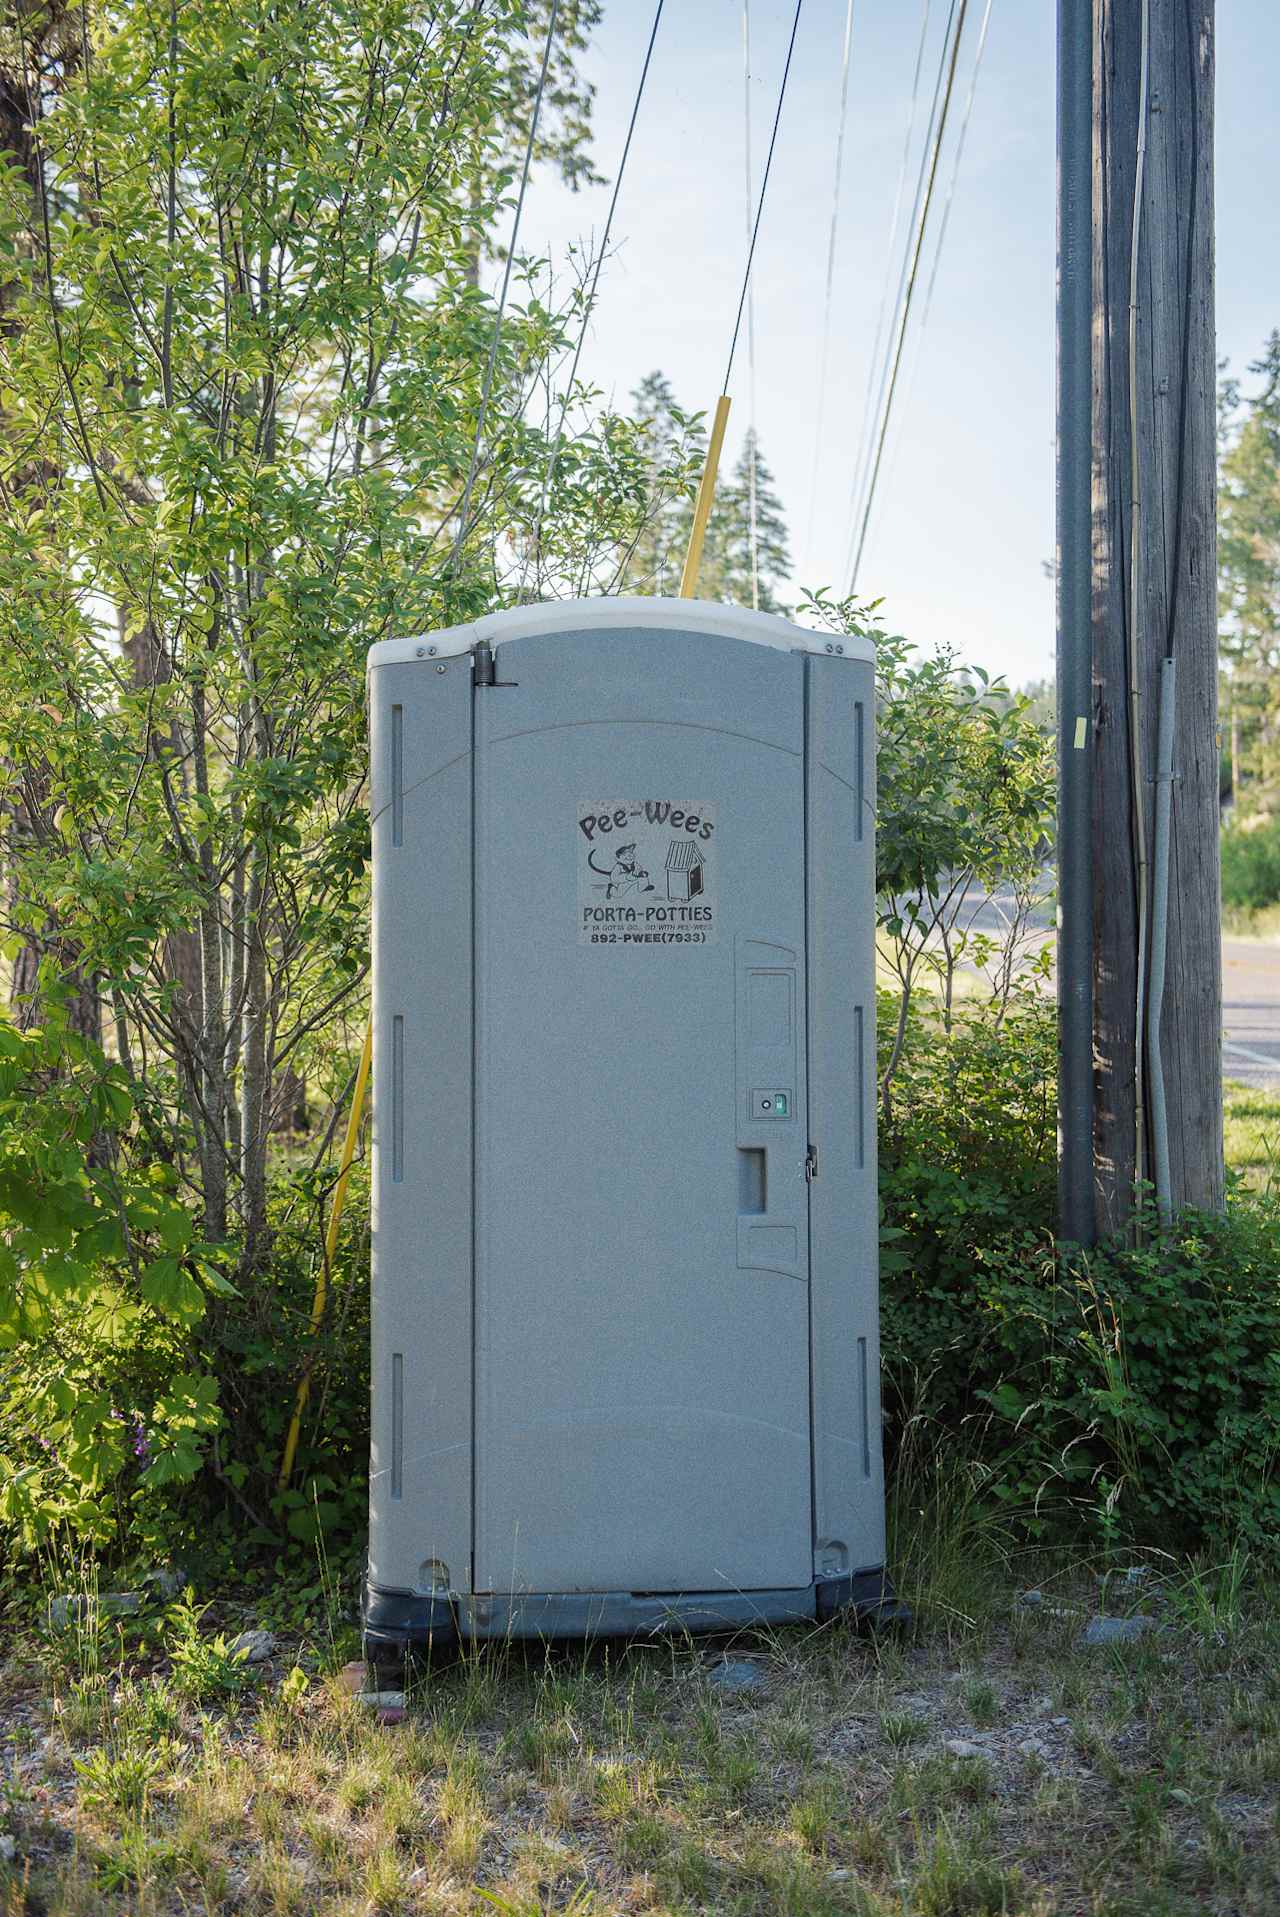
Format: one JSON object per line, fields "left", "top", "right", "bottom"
{"left": 588, "top": 843, "right": 655, "bottom": 899}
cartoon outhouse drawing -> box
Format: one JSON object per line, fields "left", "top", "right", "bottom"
{"left": 665, "top": 839, "right": 704, "bottom": 900}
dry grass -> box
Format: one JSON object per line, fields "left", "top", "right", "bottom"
{"left": 3, "top": 1546, "right": 1280, "bottom": 1916}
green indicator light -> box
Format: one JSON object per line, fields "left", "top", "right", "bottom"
{"left": 775, "top": 1093, "right": 788, "bottom": 1115}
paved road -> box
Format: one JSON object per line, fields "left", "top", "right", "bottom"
{"left": 942, "top": 888, "right": 1280, "bottom": 1091}
{"left": 1221, "top": 938, "right": 1280, "bottom": 1091}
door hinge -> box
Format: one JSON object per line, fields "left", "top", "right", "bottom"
{"left": 473, "top": 640, "right": 495, "bottom": 686}
{"left": 805, "top": 1144, "right": 819, "bottom": 1183}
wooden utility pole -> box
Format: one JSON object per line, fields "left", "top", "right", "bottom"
{"left": 1088, "top": 0, "right": 1223, "bottom": 1230}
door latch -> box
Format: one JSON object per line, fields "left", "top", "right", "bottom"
{"left": 805, "top": 1144, "right": 819, "bottom": 1183}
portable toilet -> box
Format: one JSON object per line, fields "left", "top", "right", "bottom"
{"left": 362, "top": 598, "right": 894, "bottom": 1658}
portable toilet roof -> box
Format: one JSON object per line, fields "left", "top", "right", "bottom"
{"left": 665, "top": 840, "right": 704, "bottom": 872}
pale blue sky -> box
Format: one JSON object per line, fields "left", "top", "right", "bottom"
{"left": 520, "top": 1, "right": 1280, "bottom": 688}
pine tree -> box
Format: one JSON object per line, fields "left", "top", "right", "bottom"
{"left": 622, "top": 378, "right": 793, "bottom": 610}
{"left": 1219, "top": 333, "right": 1280, "bottom": 804}
{"left": 697, "top": 430, "right": 792, "bottom": 613}
{"left": 623, "top": 372, "right": 700, "bottom": 596}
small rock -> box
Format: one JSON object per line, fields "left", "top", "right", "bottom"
{"left": 230, "top": 1629, "right": 276, "bottom": 1663}
{"left": 46, "top": 1591, "right": 141, "bottom": 1629}
{"left": 1081, "top": 1615, "right": 1155, "bottom": 1648}
{"left": 1018, "top": 1589, "right": 1045, "bottom": 1607}
{"left": 828, "top": 1868, "right": 853, "bottom": 1882}
{"left": 336, "top": 1660, "right": 368, "bottom": 1695}
{"left": 142, "top": 1568, "right": 187, "bottom": 1601}
{"left": 1018, "top": 1736, "right": 1051, "bottom": 1758}
{"left": 706, "top": 1657, "right": 767, "bottom": 1696}
{"left": 1051, "top": 1715, "right": 1070, "bottom": 1727}
{"left": 0, "top": 1834, "right": 14, "bottom": 1862}
{"left": 944, "top": 1739, "right": 985, "bottom": 1759}
{"left": 376, "top": 1706, "right": 407, "bottom": 1726}
{"left": 359, "top": 1690, "right": 407, "bottom": 1710}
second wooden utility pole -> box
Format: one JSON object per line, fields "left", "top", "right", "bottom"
{"left": 1088, "top": 0, "right": 1223, "bottom": 1231}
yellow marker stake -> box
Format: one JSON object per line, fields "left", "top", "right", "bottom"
{"left": 278, "top": 1016, "right": 374, "bottom": 1487}
{"left": 679, "top": 394, "right": 732, "bottom": 598}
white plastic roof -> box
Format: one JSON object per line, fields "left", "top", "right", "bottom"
{"left": 367, "top": 596, "right": 875, "bottom": 671}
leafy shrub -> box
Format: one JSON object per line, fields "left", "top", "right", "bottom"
{"left": 878, "top": 984, "right": 1058, "bottom": 1423}
{"left": 1221, "top": 811, "right": 1280, "bottom": 911}
{"left": 878, "top": 982, "right": 1280, "bottom": 1557}
{"left": 971, "top": 1200, "right": 1280, "bottom": 1555}
{"left": 0, "top": 1005, "right": 369, "bottom": 1573}
{"left": 883, "top": 1178, "right": 1280, "bottom": 1556}
{"left": 0, "top": 1008, "right": 229, "bottom": 1551}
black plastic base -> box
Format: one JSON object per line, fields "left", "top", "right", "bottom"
{"left": 361, "top": 1582, "right": 457, "bottom": 1668}
{"left": 815, "top": 1567, "right": 913, "bottom": 1629}
{"left": 362, "top": 1566, "right": 909, "bottom": 1663}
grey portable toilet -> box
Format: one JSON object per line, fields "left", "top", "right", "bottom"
{"left": 362, "top": 598, "right": 894, "bottom": 1657}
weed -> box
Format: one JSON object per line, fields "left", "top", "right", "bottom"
{"left": 879, "top": 1709, "right": 929, "bottom": 1750}
{"left": 964, "top": 1677, "right": 999, "bottom": 1726}
{"left": 789, "top": 1774, "right": 844, "bottom": 1850}
{"left": 909, "top": 1815, "right": 1028, "bottom": 1916}
{"left": 166, "top": 1593, "right": 257, "bottom": 1703}
{"left": 74, "top": 1739, "right": 174, "bottom": 1816}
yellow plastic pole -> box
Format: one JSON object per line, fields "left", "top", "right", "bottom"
{"left": 278, "top": 1016, "right": 374, "bottom": 1488}
{"left": 679, "top": 394, "right": 732, "bottom": 597}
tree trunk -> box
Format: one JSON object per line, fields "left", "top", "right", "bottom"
{"left": 1091, "top": 0, "right": 1223, "bottom": 1230}
{"left": 238, "top": 853, "right": 270, "bottom": 1272}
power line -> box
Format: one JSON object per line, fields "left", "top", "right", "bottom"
{"left": 450, "top": 0, "right": 561, "bottom": 578}
{"left": 918, "top": 0, "right": 993, "bottom": 333}
{"left": 528, "top": 0, "right": 666, "bottom": 587}
{"left": 723, "top": 0, "right": 805, "bottom": 398}
{"left": 841, "top": 0, "right": 932, "bottom": 584}
{"left": 802, "top": 0, "right": 857, "bottom": 578}
{"left": 876, "top": 0, "right": 994, "bottom": 505}
{"left": 845, "top": 0, "right": 958, "bottom": 587}
{"left": 848, "top": 0, "right": 970, "bottom": 592}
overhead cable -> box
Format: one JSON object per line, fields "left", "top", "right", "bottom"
{"left": 846, "top": 0, "right": 959, "bottom": 587}
{"left": 529, "top": 0, "right": 666, "bottom": 586}
{"left": 842, "top": 0, "right": 932, "bottom": 581}
{"left": 802, "top": 0, "right": 857, "bottom": 578}
{"left": 450, "top": 0, "right": 561, "bottom": 577}
{"left": 723, "top": 0, "right": 805, "bottom": 397}
{"left": 877, "top": 0, "right": 994, "bottom": 504}
{"left": 918, "top": 0, "right": 993, "bottom": 332}
{"left": 848, "top": 0, "right": 970, "bottom": 592}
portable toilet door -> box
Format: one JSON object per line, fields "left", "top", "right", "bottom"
{"left": 362, "top": 598, "right": 895, "bottom": 1658}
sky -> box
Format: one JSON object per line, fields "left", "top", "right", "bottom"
{"left": 517, "top": 0, "right": 1280, "bottom": 691}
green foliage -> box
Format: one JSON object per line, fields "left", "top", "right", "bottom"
{"left": 973, "top": 1200, "right": 1280, "bottom": 1557}
{"left": 165, "top": 1592, "right": 259, "bottom": 1702}
{"left": 0, "top": 0, "right": 694, "bottom": 1572}
{"left": 1221, "top": 812, "right": 1280, "bottom": 911}
{"left": 878, "top": 985, "right": 1058, "bottom": 1424}
{"left": 1219, "top": 332, "right": 1280, "bottom": 806}
{"left": 877, "top": 963, "right": 1280, "bottom": 1562}
{"left": 0, "top": 1010, "right": 222, "bottom": 1547}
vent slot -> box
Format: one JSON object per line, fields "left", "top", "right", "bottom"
{"left": 391, "top": 1352, "right": 404, "bottom": 1499}
{"left": 855, "top": 1005, "right": 865, "bottom": 1169}
{"left": 390, "top": 704, "right": 404, "bottom": 846}
{"left": 858, "top": 1337, "right": 870, "bottom": 1478}
{"left": 391, "top": 1015, "right": 405, "bottom": 1183}
{"left": 854, "top": 700, "right": 865, "bottom": 841}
